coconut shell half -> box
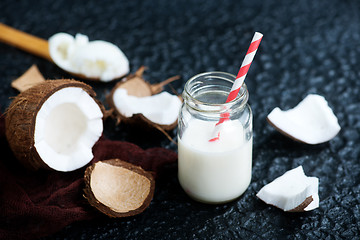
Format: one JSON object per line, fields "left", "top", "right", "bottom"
{"left": 84, "top": 159, "right": 155, "bottom": 217}
{"left": 107, "top": 66, "right": 181, "bottom": 131}
{"left": 5, "top": 79, "right": 105, "bottom": 171}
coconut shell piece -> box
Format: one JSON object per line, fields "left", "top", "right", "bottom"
{"left": 84, "top": 159, "right": 155, "bottom": 217}
{"left": 256, "top": 166, "right": 319, "bottom": 212}
{"left": 267, "top": 94, "right": 341, "bottom": 144}
{"left": 5, "top": 79, "right": 105, "bottom": 171}
{"left": 11, "top": 64, "right": 45, "bottom": 92}
{"left": 107, "top": 66, "right": 181, "bottom": 132}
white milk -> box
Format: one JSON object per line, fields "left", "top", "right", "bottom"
{"left": 178, "top": 118, "right": 252, "bottom": 203}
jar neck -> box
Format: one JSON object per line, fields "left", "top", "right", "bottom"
{"left": 183, "top": 72, "right": 249, "bottom": 115}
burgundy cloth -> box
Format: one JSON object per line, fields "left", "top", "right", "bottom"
{"left": 0, "top": 114, "right": 178, "bottom": 240}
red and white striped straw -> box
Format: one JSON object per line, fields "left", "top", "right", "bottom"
{"left": 209, "top": 32, "right": 263, "bottom": 142}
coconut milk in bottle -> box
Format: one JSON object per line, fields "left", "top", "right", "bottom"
{"left": 177, "top": 72, "right": 253, "bottom": 204}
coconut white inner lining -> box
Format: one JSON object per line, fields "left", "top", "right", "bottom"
{"left": 113, "top": 88, "right": 182, "bottom": 125}
{"left": 90, "top": 162, "right": 151, "bottom": 213}
{"left": 44, "top": 103, "right": 87, "bottom": 154}
{"left": 34, "top": 87, "right": 103, "bottom": 172}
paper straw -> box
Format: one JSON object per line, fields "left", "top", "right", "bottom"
{"left": 209, "top": 32, "right": 263, "bottom": 142}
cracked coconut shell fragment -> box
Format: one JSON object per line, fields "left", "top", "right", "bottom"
{"left": 256, "top": 166, "right": 319, "bottom": 212}
{"left": 267, "top": 94, "right": 341, "bottom": 144}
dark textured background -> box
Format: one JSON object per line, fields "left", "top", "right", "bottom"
{"left": 1, "top": 0, "right": 360, "bottom": 239}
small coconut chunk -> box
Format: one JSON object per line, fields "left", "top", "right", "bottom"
{"left": 267, "top": 94, "right": 341, "bottom": 144}
{"left": 11, "top": 65, "right": 45, "bottom": 92}
{"left": 49, "top": 33, "right": 129, "bottom": 82}
{"left": 256, "top": 166, "right": 319, "bottom": 212}
{"left": 34, "top": 87, "right": 103, "bottom": 171}
{"left": 112, "top": 88, "right": 182, "bottom": 125}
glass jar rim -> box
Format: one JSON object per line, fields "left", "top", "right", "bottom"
{"left": 183, "top": 71, "right": 248, "bottom": 112}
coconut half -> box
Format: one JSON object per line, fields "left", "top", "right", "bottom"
{"left": 267, "top": 94, "right": 341, "bottom": 144}
{"left": 84, "top": 159, "right": 155, "bottom": 217}
{"left": 107, "top": 66, "right": 181, "bottom": 131}
{"left": 5, "top": 79, "right": 104, "bottom": 171}
{"left": 256, "top": 166, "right": 319, "bottom": 212}
{"left": 48, "top": 32, "right": 129, "bottom": 82}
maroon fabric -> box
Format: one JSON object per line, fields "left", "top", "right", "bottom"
{"left": 0, "top": 114, "right": 178, "bottom": 240}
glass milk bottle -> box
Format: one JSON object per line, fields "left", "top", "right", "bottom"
{"left": 178, "top": 72, "right": 253, "bottom": 204}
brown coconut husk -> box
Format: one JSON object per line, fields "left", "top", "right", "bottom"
{"left": 84, "top": 159, "right": 155, "bottom": 217}
{"left": 107, "top": 66, "right": 181, "bottom": 140}
{"left": 5, "top": 79, "right": 105, "bottom": 171}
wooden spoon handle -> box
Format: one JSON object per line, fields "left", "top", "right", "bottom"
{"left": 0, "top": 23, "right": 52, "bottom": 62}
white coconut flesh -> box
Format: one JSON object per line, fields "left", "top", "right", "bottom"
{"left": 90, "top": 161, "right": 151, "bottom": 213}
{"left": 256, "top": 166, "right": 319, "bottom": 212}
{"left": 34, "top": 87, "right": 103, "bottom": 172}
{"left": 267, "top": 94, "right": 341, "bottom": 144}
{"left": 113, "top": 88, "right": 182, "bottom": 125}
{"left": 49, "top": 33, "right": 130, "bottom": 82}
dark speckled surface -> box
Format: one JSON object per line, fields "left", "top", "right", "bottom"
{"left": 1, "top": 0, "right": 360, "bottom": 239}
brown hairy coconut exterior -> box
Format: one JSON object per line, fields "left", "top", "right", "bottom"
{"left": 84, "top": 159, "right": 155, "bottom": 217}
{"left": 5, "top": 79, "right": 104, "bottom": 171}
{"left": 107, "top": 66, "right": 180, "bottom": 132}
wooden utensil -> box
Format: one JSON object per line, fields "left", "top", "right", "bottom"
{"left": 0, "top": 23, "right": 52, "bottom": 62}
